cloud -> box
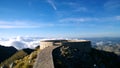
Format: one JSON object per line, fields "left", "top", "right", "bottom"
{"left": 115, "top": 16, "right": 120, "bottom": 20}
{"left": 11, "top": 41, "right": 27, "bottom": 50}
{"left": 47, "top": 0, "right": 57, "bottom": 10}
{"left": 74, "top": 7, "right": 88, "bottom": 12}
{"left": 59, "top": 16, "right": 120, "bottom": 23}
{"left": 0, "top": 36, "right": 42, "bottom": 50}
{"left": 0, "top": 20, "right": 54, "bottom": 28}
{"left": 96, "top": 41, "right": 104, "bottom": 46}
{"left": 62, "top": 2, "right": 78, "bottom": 7}
{"left": 0, "top": 25, "right": 37, "bottom": 28}
{"left": 61, "top": 1, "right": 88, "bottom": 12}
{"left": 104, "top": 0, "right": 120, "bottom": 10}
{"left": 59, "top": 18, "right": 99, "bottom": 23}
{"left": 0, "top": 36, "right": 72, "bottom": 50}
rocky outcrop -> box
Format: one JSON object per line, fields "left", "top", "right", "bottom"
{"left": 53, "top": 47, "right": 120, "bottom": 68}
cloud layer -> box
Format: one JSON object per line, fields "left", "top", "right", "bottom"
{"left": 0, "top": 36, "right": 41, "bottom": 50}
{"left": 59, "top": 16, "right": 120, "bottom": 23}
{"left": 0, "top": 20, "right": 54, "bottom": 28}
{"left": 104, "top": 0, "right": 120, "bottom": 10}
{"left": 0, "top": 36, "right": 70, "bottom": 50}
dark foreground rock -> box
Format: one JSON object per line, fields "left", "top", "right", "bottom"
{"left": 0, "top": 45, "right": 17, "bottom": 63}
{"left": 53, "top": 46, "right": 120, "bottom": 68}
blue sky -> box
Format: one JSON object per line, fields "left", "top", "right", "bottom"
{"left": 0, "top": 0, "right": 120, "bottom": 38}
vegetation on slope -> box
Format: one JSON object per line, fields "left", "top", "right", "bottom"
{"left": 13, "top": 46, "right": 39, "bottom": 68}
{"left": 0, "top": 46, "right": 40, "bottom": 68}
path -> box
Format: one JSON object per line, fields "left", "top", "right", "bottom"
{"left": 33, "top": 46, "right": 59, "bottom": 68}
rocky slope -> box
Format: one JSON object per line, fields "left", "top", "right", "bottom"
{"left": 0, "top": 46, "right": 39, "bottom": 68}
{"left": 53, "top": 46, "right": 120, "bottom": 68}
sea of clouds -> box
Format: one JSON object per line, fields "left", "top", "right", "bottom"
{"left": 0, "top": 36, "right": 71, "bottom": 50}
{"left": 0, "top": 36, "right": 118, "bottom": 50}
{"left": 0, "top": 36, "right": 45, "bottom": 50}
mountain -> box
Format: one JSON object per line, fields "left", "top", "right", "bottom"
{"left": 0, "top": 45, "right": 17, "bottom": 63}
{"left": 13, "top": 46, "right": 40, "bottom": 68}
{"left": 0, "top": 48, "right": 34, "bottom": 67}
{"left": 53, "top": 46, "right": 120, "bottom": 68}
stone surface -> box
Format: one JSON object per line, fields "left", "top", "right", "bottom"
{"left": 33, "top": 46, "right": 58, "bottom": 68}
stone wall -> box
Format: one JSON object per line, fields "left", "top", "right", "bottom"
{"left": 62, "top": 40, "right": 91, "bottom": 53}
{"left": 40, "top": 41, "right": 54, "bottom": 50}
{"left": 40, "top": 40, "right": 67, "bottom": 50}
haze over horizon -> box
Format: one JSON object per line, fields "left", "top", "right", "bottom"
{"left": 0, "top": 0, "right": 120, "bottom": 38}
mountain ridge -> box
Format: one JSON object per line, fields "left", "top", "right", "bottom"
{"left": 0, "top": 45, "right": 17, "bottom": 63}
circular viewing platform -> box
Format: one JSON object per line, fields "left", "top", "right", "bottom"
{"left": 40, "top": 40, "right": 91, "bottom": 50}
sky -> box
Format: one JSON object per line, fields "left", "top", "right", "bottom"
{"left": 0, "top": 0, "right": 120, "bottom": 38}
